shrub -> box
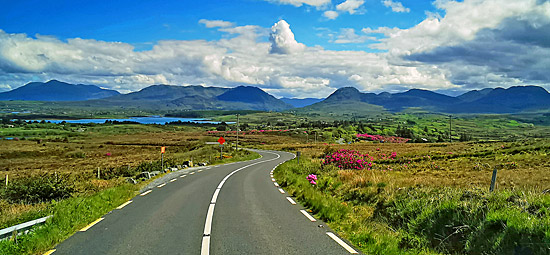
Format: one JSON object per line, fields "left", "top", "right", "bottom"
{"left": 1, "top": 174, "right": 74, "bottom": 204}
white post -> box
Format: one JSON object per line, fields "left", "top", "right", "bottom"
{"left": 5, "top": 174, "right": 7, "bottom": 187}
{"left": 97, "top": 167, "right": 100, "bottom": 179}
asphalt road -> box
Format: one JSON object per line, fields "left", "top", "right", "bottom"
{"left": 50, "top": 150, "right": 359, "bottom": 255}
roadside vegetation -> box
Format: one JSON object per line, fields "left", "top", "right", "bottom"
{"left": 273, "top": 141, "right": 550, "bottom": 254}
{"left": 1, "top": 109, "right": 550, "bottom": 254}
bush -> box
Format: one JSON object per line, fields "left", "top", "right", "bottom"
{"left": 1, "top": 174, "right": 74, "bottom": 204}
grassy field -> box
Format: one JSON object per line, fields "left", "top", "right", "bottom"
{"left": 271, "top": 140, "right": 550, "bottom": 254}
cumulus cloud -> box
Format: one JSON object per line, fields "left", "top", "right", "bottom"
{"left": 382, "top": 0, "right": 410, "bottom": 13}
{"left": 199, "top": 19, "right": 235, "bottom": 28}
{"left": 323, "top": 10, "right": 339, "bottom": 20}
{"left": 269, "top": 20, "right": 306, "bottom": 54}
{"left": 336, "top": 0, "right": 365, "bottom": 14}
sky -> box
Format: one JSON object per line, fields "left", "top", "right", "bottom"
{"left": 0, "top": 0, "right": 549, "bottom": 98}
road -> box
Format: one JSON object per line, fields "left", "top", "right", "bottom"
{"left": 50, "top": 150, "right": 359, "bottom": 255}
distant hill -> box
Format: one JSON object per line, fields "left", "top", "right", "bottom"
{"left": 280, "top": 98, "right": 323, "bottom": 108}
{"left": 299, "top": 85, "right": 550, "bottom": 114}
{"left": 83, "top": 84, "right": 293, "bottom": 111}
{"left": 0, "top": 80, "right": 120, "bottom": 101}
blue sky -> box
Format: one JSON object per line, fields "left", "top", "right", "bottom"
{"left": 0, "top": 0, "right": 549, "bottom": 98}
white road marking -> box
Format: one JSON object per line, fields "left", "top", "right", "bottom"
{"left": 278, "top": 188, "right": 285, "bottom": 194}
{"left": 201, "top": 236, "right": 210, "bottom": 255}
{"left": 271, "top": 178, "right": 276, "bottom": 182}
{"left": 116, "top": 200, "right": 133, "bottom": 209}
{"left": 190, "top": 172, "right": 195, "bottom": 175}
{"left": 300, "top": 210, "right": 316, "bottom": 222}
{"left": 198, "top": 170, "right": 203, "bottom": 172}
{"left": 203, "top": 204, "right": 215, "bottom": 235}
{"left": 170, "top": 178, "right": 177, "bottom": 182}
{"left": 326, "top": 232, "right": 358, "bottom": 254}
{"left": 274, "top": 182, "right": 279, "bottom": 187}
{"left": 201, "top": 151, "right": 283, "bottom": 255}
{"left": 140, "top": 190, "right": 152, "bottom": 196}
{"left": 286, "top": 197, "right": 296, "bottom": 205}
{"left": 211, "top": 189, "right": 221, "bottom": 204}
{"left": 180, "top": 175, "right": 187, "bottom": 178}
{"left": 157, "top": 183, "right": 166, "bottom": 188}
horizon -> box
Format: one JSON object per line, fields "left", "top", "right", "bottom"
{"left": 1, "top": 0, "right": 549, "bottom": 98}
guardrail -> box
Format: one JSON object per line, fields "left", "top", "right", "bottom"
{"left": 0, "top": 215, "right": 52, "bottom": 241}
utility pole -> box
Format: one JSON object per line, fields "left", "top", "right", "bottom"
{"left": 236, "top": 114, "right": 239, "bottom": 151}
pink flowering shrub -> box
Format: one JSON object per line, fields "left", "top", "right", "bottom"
{"left": 307, "top": 174, "right": 317, "bottom": 185}
{"left": 356, "top": 133, "right": 410, "bottom": 143}
{"left": 322, "top": 149, "right": 374, "bottom": 170}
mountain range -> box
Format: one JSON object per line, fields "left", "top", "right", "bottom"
{"left": 1, "top": 80, "right": 550, "bottom": 114}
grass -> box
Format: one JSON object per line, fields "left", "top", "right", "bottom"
{"left": 273, "top": 141, "right": 550, "bottom": 254}
{"left": 0, "top": 183, "right": 139, "bottom": 255}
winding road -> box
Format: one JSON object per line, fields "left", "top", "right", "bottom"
{"left": 49, "top": 150, "right": 359, "bottom": 255}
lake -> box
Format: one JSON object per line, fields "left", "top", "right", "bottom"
{"left": 30, "top": 116, "right": 231, "bottom": 125}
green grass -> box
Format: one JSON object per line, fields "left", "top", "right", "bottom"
{"left": 0, "top": 184, "right": 138, "bottom": 255}
{"left": 275, "top": 156, "right": 550, "bottom": 255}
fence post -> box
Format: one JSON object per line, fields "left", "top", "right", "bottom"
{"left": 490, "top": 167, "right": 498, "bottom": 192}
{"left": 5, "top": 174, "right": 7, "bottom": 187}
{"left": 97, "top": 167, "right": 100, "bottom": 179}
{"left": 297, "top": 151, "right": 301, "bottom": 164}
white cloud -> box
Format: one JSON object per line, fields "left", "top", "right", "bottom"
{"left": 331, "top": 28, "right": 375, "bottom": 44}
{"left": 269, "top": 20, "right": 306, "bottom": 54}
{"left": 198, "top": 19, "right": 235, "bottom": 28}
{"left": 382, "top": 0, "right": 410, "bottom": 13}
{"left": 323, "top": 10, "right": 339, "bottom": 20}
{"left": 336, "top": 0, "right": 365, "bottom": 14}
{"left": 264, "top": 0, "right": 331, "bottom": 7}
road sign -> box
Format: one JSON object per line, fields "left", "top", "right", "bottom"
{"left": 161, "top": 146, "right": 165, "bottom": 154}
{"left": 218, "top": 137, "right": 225, "bottom": 145}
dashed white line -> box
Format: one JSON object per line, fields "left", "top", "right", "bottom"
{"left": 300, "top": 210, "right": 316, "bottom": 222}
{"left": 170, "top": 178, "right": 177, "bottom": 182}
{"left": 116, "top": 200, "right": 133, "bottom": 209}
{"left": 180, "top": 175, "right": 187, "bottom": 178}
{"left": 286, "top": 197, "right": 296, "bottom": 205}
{"left": 278, "top": 188, "right": 285, "bottom": 194}
{"left": 211, "top": 189, "right": 221, "bottom": 204}
{"left": 157, "top": 183, "right": 166, "bottom": 188}
{"left": 203, "top": 204, "right": 215, "bottom": 235}
{"left": 271, "top": 178, "right": 276, "bottom": 182}
{"left": 198, "top": 170, "right": 203, "bottom": 172}
{"left": 190, "top": 172, "right": 195, "bottom": 175}
{"left": 274, "top": 182, "right": 279, "bottom": 187}
{"left": 201, "top": 236, "right": 210, "bottom": 255}
{"left": 326, "top": 232, "right": 358, "bottom": 254}
{"left": 140, "top": 190, "right": 152, "bottom": 196}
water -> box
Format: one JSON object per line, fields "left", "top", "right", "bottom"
{"left": 28, "top": 116, "right": 229, "bottom": 125}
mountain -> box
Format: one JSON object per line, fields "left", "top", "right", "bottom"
{"left": 300, "top": 85, "right": 550, "bottom": 114}
{"left": 84, "top": 84, "right": 292, "bottom": 111}
{"left": 280, "top": 98, "right": 323, "bottom": 108}
{"left": 0, "top": 80, "right": 120, "bottom": 101}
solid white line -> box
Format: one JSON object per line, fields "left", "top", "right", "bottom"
{"left": 180, "top": 175, "right": 187, "bottom": 178}
{"left": 140, "top": 190, "right": 152, "bottom": 196}
{"left": 300, "top": 210, "right": 316, "bottom": 222}
{"left": 170, "top": 178, "right": 177, "bottom": 182}
{"left": 157, "top": 183, "right": 166, "bottom": 188}
{"left": 116, "top": 200, "right": 133, "bottom": 209}
{"left": 278, "top": 188, "right": 285, "bottom": 194}
{"left": 286, "top": 197, "right": 296, "bottom": 205}
{"left": 211, "top": 189, "right": 221, "bottom": 204}
{"left": 204, "top": 204, "right": 215, "bottom": 235}
{"left": 201, "top": 236, "right": 210, "bottom": 255}
{"left": 274, "top": 182, "right": 279, "bottom": 187}
{"left": 326, "top": 232, "right": 358, "bottom": 254}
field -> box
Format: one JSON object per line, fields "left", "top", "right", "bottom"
{"left": 271, "top": 140, "right": 550, "bottom": 254}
